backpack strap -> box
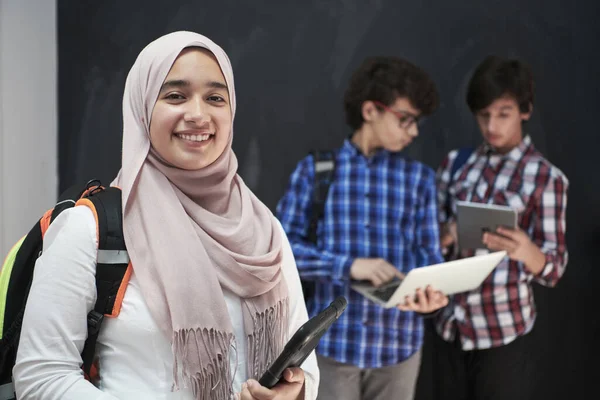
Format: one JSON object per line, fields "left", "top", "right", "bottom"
{"left": 445, "top": 147, "right": 474, "bottom": 217}
{"left": 307, "top": 150, "right": 336, "bottom": 245}
{"left": 49, "top": 181, "right": 101, "bottom": 224}
{"left": 76, "top": 187, "right": 130, "bottom": 379}
{"left": 450, "top": 147, "right": 473, "bottom": 183}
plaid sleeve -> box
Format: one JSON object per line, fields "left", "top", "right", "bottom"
{"left": 417, "top": 169, "right": 444, "bottom": 267}
{"left": 532, "top": 170, "right": 569, "bottom": 287}
{"left": 436, "top": 151, "right": 455, "bottom": 224}
{"left": 275, "top": 156, "right": 353, "bottom": 283}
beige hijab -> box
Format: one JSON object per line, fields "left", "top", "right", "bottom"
{"left": 112, "top": 31, "right": 288, "bottom": 399}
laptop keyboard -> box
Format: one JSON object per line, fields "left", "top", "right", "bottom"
{"left": 371, "top": 281, "right": 401, "bottom": 301}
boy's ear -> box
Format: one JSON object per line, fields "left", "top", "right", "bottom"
{"left": 522, "top": 102, "right": 533, "bottom": 121}
{"left": 362, "top": 100, "right": 378, "bottom": 122}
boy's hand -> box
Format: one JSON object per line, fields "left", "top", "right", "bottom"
{"left": 350, "top": 258, "right": 405, "bottom": 287}
{"left": 482, "top": 227, "right": 546, "bottom": 274}
{"left": 440, "top": 222, "right": 457, "bottom": 254}
{"left": 397, "top": 285, "right": 448, "bottom": 313}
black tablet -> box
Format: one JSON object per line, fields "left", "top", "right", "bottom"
{"left": 258, "top": 296, "right": 347, "bottom": 388}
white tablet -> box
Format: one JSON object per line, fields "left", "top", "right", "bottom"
{"left": 351, "top": 251, "right": 507, "bottom": 308}
{"left": 456, "top": 201, "right": 517, "bottom": 250}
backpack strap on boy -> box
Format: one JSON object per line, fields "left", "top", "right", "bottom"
{"left": 445, "top": 147, "right": 474, "bottom": 217}
{"left": 307, "top": 150, "right": 337, "bottom": 245}
{"left": 76, "top": 186, "right": 130, "bottom": 379}
{"left": 450, "top": 147, "right": 474, "bottom": 183}
{"left": 300, "top": 150, "right": 336, "bottom": 302}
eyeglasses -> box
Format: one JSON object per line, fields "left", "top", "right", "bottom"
{"left": 372, "top": 100, "right": 422, "bottom": 129}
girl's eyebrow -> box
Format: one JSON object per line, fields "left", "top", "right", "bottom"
{"left": 205, "top": 81, "right": 228, "bottom": 90}
{"left": 159, "top": 79, "right": 189, "bottom": 93}
{"left": 159, "top": 80, "right": 228, "bottom": 93}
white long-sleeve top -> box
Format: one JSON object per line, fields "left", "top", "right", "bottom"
{"left": 13, "top": 206, "right": 319, "bottom": 399}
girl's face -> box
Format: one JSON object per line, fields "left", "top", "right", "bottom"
{"left": 149, "top": 47, "right": 231, "bottom": 170}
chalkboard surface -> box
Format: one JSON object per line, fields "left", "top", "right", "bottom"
{"left": 58, "top": 1, "right": 599, "bottom": 398}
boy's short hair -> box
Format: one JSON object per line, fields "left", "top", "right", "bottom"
{"left": 343, "top": 57, "right": 439, "bottom": 130}
{"left": 466, "top": 56, "right": 534, "bottom": 114}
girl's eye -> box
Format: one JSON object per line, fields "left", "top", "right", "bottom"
{"left": 165, "top": 93, "right": 185, "bottom": 100}
{"left": 208, "top": 95, "right": 225, "bottom": 102}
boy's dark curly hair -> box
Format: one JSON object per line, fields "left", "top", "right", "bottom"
{"left": 343, "top": 56, "right": 439, "bottom": 130}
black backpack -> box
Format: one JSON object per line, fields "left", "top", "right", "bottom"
{"left": 301, "top": 150, "right": 337, "bottom": 300}
{"left": 0, "top": 181, "right": 129, "bottom": 400}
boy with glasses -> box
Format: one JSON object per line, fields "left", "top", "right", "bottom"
{"left": 276, "top": 56, "right": 448, "bottom": 400}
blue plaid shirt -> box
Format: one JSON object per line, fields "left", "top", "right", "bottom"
{"left": 276, "top": 139, "right": 444, "bottom": 368}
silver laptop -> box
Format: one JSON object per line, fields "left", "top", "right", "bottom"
{"left": 350, "top": 251, "right": 507, "bottom": 308}
{"left": 456, "top": 201, "right": 517, "bottom": 250}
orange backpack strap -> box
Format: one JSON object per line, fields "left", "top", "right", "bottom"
{"left": 76, "top": 186, "right": 130, "bottom": 379}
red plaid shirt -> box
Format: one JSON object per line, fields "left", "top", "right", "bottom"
{"left": 435, "top": 135, "right": 568, "bottom": 350}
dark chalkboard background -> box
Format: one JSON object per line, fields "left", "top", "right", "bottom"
{"left": 58, "top": 1, "right": 599, "bottom": 398}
